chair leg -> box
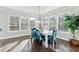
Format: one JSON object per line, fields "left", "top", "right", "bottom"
{"left": 31, "top": 37, "right": 32, "bottom": 44}
{"left": 40, "top": 40, "right": 43, "bottom": 46}
{"left": 53, "top": 40, "right": 55, "bottom": 48}
{"left": 51, "top": 41, "right": 54, "bottom": 48}
{"left": 31, "top": 37, "right": 35, "bottom": 44}
{"left": 53, "top": 40, "right": 56, "bottom": 49}
{"left": 54, "top": 41, "right": 56, "bottom": 49}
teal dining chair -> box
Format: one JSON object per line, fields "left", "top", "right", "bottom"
{"left": 31, "top": 28, "right": 42, "bottom": 45}
{"left": 48, "top": 30, "right": 57, "bottom": 49}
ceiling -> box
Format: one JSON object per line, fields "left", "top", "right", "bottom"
{"left": 3, "top": 6, "right": 63, "bottom": 15}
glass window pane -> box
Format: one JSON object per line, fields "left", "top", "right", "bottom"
{"left": 59, "top": 16, "right": 68, "bottom": 32}
{"left": 30, "top": 20, "right": 35, "bottom": 29}
{"left": 21, "top": 18, "right": 28, "bottom": 30}
{"left": 49, "top": 17, "right": 56, "bottom": 31}
{"left": 9, "top": 16, "right": 19, "bottom": 31}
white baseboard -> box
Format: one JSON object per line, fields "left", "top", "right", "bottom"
{"left": 0, "top": 34, "right": 30, "bottom": 40}
{"left": 57, "top": 36, "right": 69, "bottom": 41}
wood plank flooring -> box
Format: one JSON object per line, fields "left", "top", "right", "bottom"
{"left": 0, "top": 36, "right": 79, "bottom": 52}
{"left": 56, "top": 39, "right": 79, "bottom": 52}
{"left": 21, "top": 40, "right": 54, "bottom": 52}
{"left": 21, "top": 39, "right": 79, "bottom": 52}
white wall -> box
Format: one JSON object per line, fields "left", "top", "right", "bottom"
{"left": 0, "top": 6, "right": 79, "bottom": 41}
{"left": 42, "top": 6, "right": 79, "bottom": 41}
{"left": 4, "top": 6, "right": 62, "bottom": 15}
{"left": 0, "top": 7, "right": 38, "bottom": 39}
{"left": 4, "top": 6, "right": 39, "bottom": 15}
{"left": 40, "top": 6, "right": 62, "bottom": 14}
{"left": 0, "top": 16, "right": 2, "bottom": 37}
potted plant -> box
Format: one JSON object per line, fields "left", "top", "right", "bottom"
{"left": 64, "top": 14, "right": 79, "bottom": 46}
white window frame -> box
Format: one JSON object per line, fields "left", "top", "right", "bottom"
{"left": 29, "top": 18, "right": 36, "bottom": 29}
{"left": 58, "top": 16, "right": 70, "bottom": 34}
{"left": 8, "top": 15, "right": 19, "bottom": 33}
{"left": 48, "top": 17, "right": 56, "bottom": 31}
{"left": 20, "top": 17, "right": 29, "bottom": 31}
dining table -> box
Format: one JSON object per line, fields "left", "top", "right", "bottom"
{"left": 42, "top": 30, "right": 53, "bottom": 48}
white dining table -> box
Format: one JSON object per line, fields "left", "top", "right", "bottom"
{"left": 42, "top": 30, "right": 52, "bottom": 48}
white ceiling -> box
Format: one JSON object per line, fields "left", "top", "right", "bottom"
{"left": 3, "top": 6, "right": 62, "bottom": 15}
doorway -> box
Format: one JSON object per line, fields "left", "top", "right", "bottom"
{"left": 0, "top": 16, "right": 2, "bottom": 38}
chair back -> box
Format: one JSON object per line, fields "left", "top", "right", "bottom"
{"left": 52, "top": 30, "right": 57, "bottom": 40}
{"left": 31, "top": 28, "right": 37, "bottom": 39}
{"left": 31, "top": 28, "right": 42, "bottom": 40}
{"left": 35, "top": 30, "right": 42, "bottom": 40}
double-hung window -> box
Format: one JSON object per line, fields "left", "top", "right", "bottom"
{"left": 58, "top": 16, "right": 68, "bottom": 32}
{"left": 9, "top": 16, "right": 19, "bottom": 31}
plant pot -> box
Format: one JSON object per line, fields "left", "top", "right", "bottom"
{"left": 70, "top": 39, "right": 79, "bottom": 46}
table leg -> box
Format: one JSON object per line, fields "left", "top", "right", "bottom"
{"left": 45, "top": 34, "right": 48, "bottom": 48}
{"left": 53, "top": 40, "right": 54, "bottom": 48}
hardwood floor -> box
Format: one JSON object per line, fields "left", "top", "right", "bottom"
{"left": 21, "top": 39, "right": 79, "bottom": 52}
{"left": 0, "top": 35, "right": 30, "bottom": 52}
{"left": 21, "top": 40, "right": 54, "bottom": 52}
{"left": 56, "top": 39, "right": 79, "bottom": 52}
{"left": 0, "top": 36, "right": 79, "bottom": 52}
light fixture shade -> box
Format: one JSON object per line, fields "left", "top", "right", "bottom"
{"left": 30, "top": 18, "right": 36, "bottom": 20}
{"left": 35, "top": 20, "right": 41, "bottom": 23}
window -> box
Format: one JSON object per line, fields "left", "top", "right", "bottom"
{"left": 21, "top": 18, "right": 28, "bottom": 30}
{"left": 30, "top": 20, "right": 35, "bottom": 29}
{"left": 43, "top": 18, "right": 49, "bottom": 30}
{"left": 58, "top": 16, "right": 68, "bottom": 32}
{"left": 9, "top": 16, "right": 19, "bottom": 31}
{"left": 49, "top": 17, "right": 56, "bottom": 31}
